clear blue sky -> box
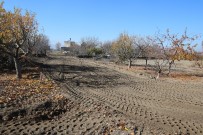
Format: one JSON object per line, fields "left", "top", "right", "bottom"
{"left": 2, "top": 0, "right": 203, "bottom": 51}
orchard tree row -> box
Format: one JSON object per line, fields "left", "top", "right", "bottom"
{"left": 67, "top": 30, "right": 200, "bottom": 77}
{"left": 1, "top": 1, "right": 201, "bottom": 79}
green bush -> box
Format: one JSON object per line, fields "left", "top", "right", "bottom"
{"left": 87, "top": 48, "right": 103, "bottom": 56}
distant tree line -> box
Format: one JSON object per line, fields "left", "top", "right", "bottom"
{"left": 1, "top": 1, "right": 201, "bottom": 79}
{"left": 64, "top": 29, "right": 201, "bottom": 78}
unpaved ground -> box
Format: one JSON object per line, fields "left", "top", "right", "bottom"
{"left": 1, "top": 56, "right": 203, "bottom": 135}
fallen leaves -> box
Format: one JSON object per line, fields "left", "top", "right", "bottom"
{"left": 0, "top": 72, "right": 73, "bottom": 122}
{"left": 53, "top": 94, "right": 64, "bottom": 100}
{"left": 167, "top": 73, "right": 200, "bottom": 81}
{"left": 0, "top": 72, "right": 59, "bottom": 108}
{"left": 100, "top": 121, "right": 138, "bottom": 135}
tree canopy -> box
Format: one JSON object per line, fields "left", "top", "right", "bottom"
{"left": 0, "top": 2, "right": 39, "bottom": 79}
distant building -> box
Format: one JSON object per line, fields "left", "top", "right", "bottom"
{"left": 61, "top": 38, "right": 74, "bottom": 51}
{"left": 61, "top": 39, "right": 78, "bottom": 55}
{"left": 64, "top": 40, "right": 75, "bottom": 47}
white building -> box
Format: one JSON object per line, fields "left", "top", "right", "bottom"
{"left": 64, "top": 40, "right": 75, "bottom": 47}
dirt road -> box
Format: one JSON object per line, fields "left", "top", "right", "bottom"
{"left": 1, "top": 56, "right": 203, "bottom": 135}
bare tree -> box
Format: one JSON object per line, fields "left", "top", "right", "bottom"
{"left": 80, "top": 37, "right": 100, "bottom": 56}
{"left": 32, "top": 34, "right": 50, "bottom": 56}
{"left": 111, "top": 34, "right": 156, "bottom": 68}
{"left": 70, "top": 43, "right": 80, "bottom": 56}
{"left": 132, "top": 36, "right": 154, "bottom": 68}
{"left": 155, "top": 29, "right": 199, "bottom": 75}
{"left": 55, "top": 42, "right": 61, "bottom": 51}
{"left": 141, "top": 37, "right": 167, "bottom": 70}
{"left": 101, "top": 41, "right": 112, "bottom": 55}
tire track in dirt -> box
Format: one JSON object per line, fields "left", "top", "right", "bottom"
{"left": 2, "top": 56, "right": 202, "bottom": 135}
{"left": 66, "top": 59, "right": 203, "bottom": 135}
{"left": 61, "top": 57, "right": 203, "bottom": 134}
{"left": 2, "top": 82, "right": 142, "bottom": 135}
{"left": 58, "top": 83, "right": 148, "bottom": 134}
{"left": 77, "top": 86, "right": 202, "bottom": 135}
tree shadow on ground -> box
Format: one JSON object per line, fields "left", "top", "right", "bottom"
{"left": 34, "top": 61, "right": 126, "bottom": 89}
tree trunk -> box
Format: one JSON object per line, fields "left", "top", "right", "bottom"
{"left": 156, "top": 72, "right": 160, "bottom": 80}
{"left": 59, "top": 65, "right": 65, "bottom": 80}
{"left": 145, "top": 58, "right": 148, "bottom": 69}
{"left": 128, "top": 58, "right": 132, "bottom": 69}
{"left": 14, "top": 58, "right": 22, "bottom": 79}
{"left": 168, "top": 60, "right": 174, "bottom": 75}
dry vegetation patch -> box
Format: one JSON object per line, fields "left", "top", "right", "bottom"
{"left": 167, "top": 73, "right": 200, "bottom": 81}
